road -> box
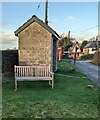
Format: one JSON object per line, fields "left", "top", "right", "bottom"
{"left": 70, "top": 60, "right": 100, "bottom": 88}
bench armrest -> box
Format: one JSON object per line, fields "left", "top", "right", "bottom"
{"left": 49, "top": 72, "right": 54, "bottom": 75}
{"left": 15, "top": 72, "right": 18, "bottom": 77}
{"left": 49, "top": 72, "right": 54, "bottom": 78}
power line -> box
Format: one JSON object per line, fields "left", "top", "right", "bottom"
{"left": 71, "top": 25, "right": 100, "bottom": 33}
{"left": 35, "top": 2, "right": 41, "bottom": 14}
{"left": 80, "top": 25, "right": 100, "bottom": 32}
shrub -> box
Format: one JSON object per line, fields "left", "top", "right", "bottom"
{"left": 92, "top": 51, "right": 100, "bottom": 65}
{"left": 80, "top": 54, "right": 94, "bottom": 60}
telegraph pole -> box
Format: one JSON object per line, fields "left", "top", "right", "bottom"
{"left": 45, "top": 0, "right": 48, "bottom": 25}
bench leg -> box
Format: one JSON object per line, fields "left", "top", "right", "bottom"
{"left": 52, "top": 79, "right": 54, "bottom": 89}
{"left": 49, "top": 80, "right": 51, "bottom": 85}
{"left": 52, "top": 74, "right": 54, "bottom": 89}
{"left": 14, "top": 79, "right": 17, "bottom": 91}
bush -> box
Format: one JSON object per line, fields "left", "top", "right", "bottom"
{"left": 92, "top": 51, "right": 100, "bottom": 65}
{"left": 80, "top": 54, "right": 94, "bottom": 60}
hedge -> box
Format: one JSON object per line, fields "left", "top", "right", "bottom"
{"left": 2, "top": 50, "right": 18, "bottom": 76}
{"left": 79, "top": 54, "right": 94, "bottom": 60}
{"left": 92, "top": 51, "right": 100, "bottom": 66}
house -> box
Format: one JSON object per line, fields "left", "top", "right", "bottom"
{"left": 83, "top": 41, "right": 100, "bottom": 55}
{"left": 14, "top": 15, "right": 59, "bottom": 72}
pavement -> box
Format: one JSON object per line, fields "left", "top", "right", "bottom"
{"left": 70, "top": 59, "right": 100, "bottom": 88}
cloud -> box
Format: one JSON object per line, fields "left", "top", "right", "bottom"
{"left": 71, "top": 31, "right": 97, "bottom": 43}
{"left": 49, "top": 19, "right": 59, "bottom": 28}
{"left": 1, "top": 31, "right": 17, "bottom": 41}
{"left": 0, "top": 21, "right": 9, "bottom": 27}
{"left": 65, "top": 16, "right": 80, "bottom": 24}
{"left": 52, "top": 19, "right": 59, "bottom": 24}
{"left": 0, "top": 30, "right": 18, "bottom": 50}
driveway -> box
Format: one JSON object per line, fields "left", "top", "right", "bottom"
{"left": 70, "top": 60, "right": 100, "bottom": 88}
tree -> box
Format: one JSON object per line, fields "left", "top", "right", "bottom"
{"left": 96, "top": 36, "right": 98, "bottom": 50}
{"left": 58, "top": 34, "right": 73, "bottom": 51}
{"left": 96, "top": 36, "right": 98, "bottom": 41}
{"left": 89, "top": 37, "right": 95, "bottom": 42}
{"left": 80, "top": 40, "right": 88, "bottom": 50}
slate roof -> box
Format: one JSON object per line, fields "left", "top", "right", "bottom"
{"left": 84, "top": 41, "right": 100, "bottom": 48}
{"left": 14, "top": 15, "right": 60, "bottom": 38}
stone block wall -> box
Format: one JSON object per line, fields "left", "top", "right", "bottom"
{"left": 18, "top": 22, "right": 52, "bottom": 66}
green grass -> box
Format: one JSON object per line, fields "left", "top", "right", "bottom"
{"left": 2, "top": 59, "right": 99, "bottom": 118}
{"left": 57, "top": 59, "right": 85, "bottom": 77}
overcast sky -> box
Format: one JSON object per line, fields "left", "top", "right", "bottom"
{"left": 0, "top": 1, "right": 98, "bottom": 50}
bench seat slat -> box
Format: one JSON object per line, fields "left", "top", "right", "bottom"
{"left": 16, "top": 77, "right": 52, "bottom": 80}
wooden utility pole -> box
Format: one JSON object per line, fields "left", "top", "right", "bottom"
{"left": 45, "top": 0, "right": 48, "bottom": 25}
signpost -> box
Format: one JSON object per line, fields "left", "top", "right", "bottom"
{"left": 71, "top": 41, "right": 81, "bottom": 65}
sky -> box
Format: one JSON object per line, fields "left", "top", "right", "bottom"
{"left": 0, "top": 1, "right": 98, "bottom": 50}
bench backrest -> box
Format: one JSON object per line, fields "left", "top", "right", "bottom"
{"left": 14, "top": 65, "right": 50, "bottom": 77}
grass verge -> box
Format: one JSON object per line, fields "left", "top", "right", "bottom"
{"left": 2, "top": 59, "right": 99, "bottom": 118}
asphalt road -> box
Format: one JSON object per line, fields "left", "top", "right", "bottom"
{"left": 70, "top": 60, "right": 100, "bottom": 88}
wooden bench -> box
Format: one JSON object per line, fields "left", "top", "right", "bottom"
{"left": 14, "top": 65, "right": 54, "bottom": 91}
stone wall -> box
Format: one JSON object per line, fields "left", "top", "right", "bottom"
{"left": 18, "top": 22, "right": 52, "bottom": 66}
